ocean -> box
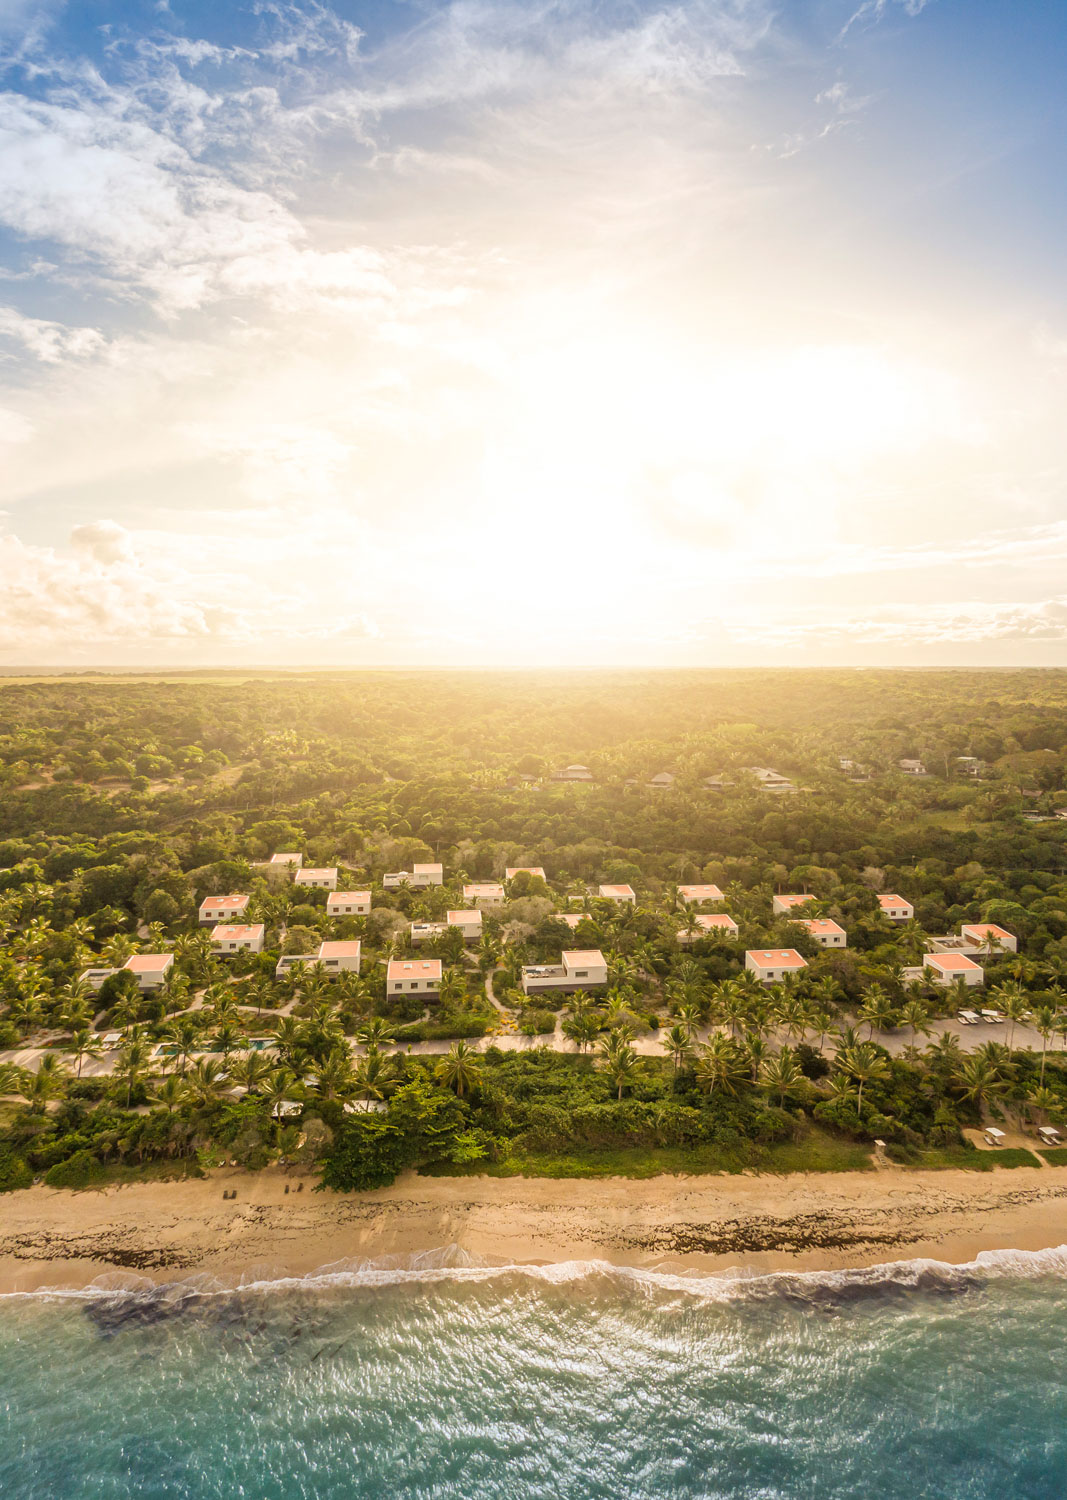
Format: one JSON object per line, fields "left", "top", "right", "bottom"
{"left": 2, "top": 1248, "right": 1066, "bottom": 1499}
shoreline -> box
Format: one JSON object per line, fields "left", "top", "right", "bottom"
{"left": 4, "top": 1165, "right": 1067, "bottom": 1294}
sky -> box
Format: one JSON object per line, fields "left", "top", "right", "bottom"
{"left": 0, "top": 0, "right": 1065, "bottom": 668}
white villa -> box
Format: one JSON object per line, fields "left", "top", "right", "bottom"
{"left": 383, "top": 863, "right": 443, "bottom": 889}
{"left": 198, "top": 893, "right": 250, "bottom": 926}
{"left": 447, "top": 909, "right": 483, "bottom": 942}
{"left": 124, "top": 953, "right": 174, "bottom": 991}
{"left": 773, "top": 893, "right": 816, "bottom": 916}
{"left": 678, "top": 913, "right": 739, "bottom": 944}
{"left": 318, "top": 940, "right": 362, "bottom": 974}
{"left": 522, "top": 949, "right": 608, "bottom": 996}
{"left": 387, "top": 958, "right": 442, "bottom": 996}
{"left": 799, "top": 918, "right": 847, "bottom": 949}
{"left": 295, "top": 867, "right": 338, "bottom": 891}
{"left": 327, "top": 891, "right": 371, "bottom": 917}
{"left": 463, "top": 882, "right": 506, "bottom": 906}
{"left": 960, "top": 922, "right": 1017, "bottom": 954}
{"left": 745, "top": 949, "right": 809, "bottom": 983}
{"left": 678, "top": 884, "right": 725, "bottom": 904}
{"left": 211, "top": 923, "right": 266, "bottom": 955}
{"left": 924, "top": 952, "right": 984, "bottom": 987}
{"left": 878, "top": 894, "right": 914, "bottom": 922}
{"left": 598, "top": 883, "right": 636, "bottom": 904}
{"left": 279, "top": 939, "right": 364, "bottom": 977}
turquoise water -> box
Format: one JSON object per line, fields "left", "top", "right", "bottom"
{"left": 2, "top": 1248, "right": 1066, "bottom": 1498}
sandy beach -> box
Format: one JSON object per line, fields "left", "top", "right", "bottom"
{"left": 3, "top": 1165, "right": 1067, "bottom": 1293}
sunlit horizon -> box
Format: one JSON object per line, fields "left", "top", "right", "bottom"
{"left": 0, "top": 0, "right": 1064, "bottom": 667}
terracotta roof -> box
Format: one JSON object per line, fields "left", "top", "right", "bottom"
{"left": 387, "top": 958, "right": 442, "bottom": 979}
{"left": 747, "top": 949, "right": 808, "bottom": 967}
{"left": 801, "top": 919, "right": 845, "bottom": 935}
{"left": 925, "top": 952, "right": 982, "bottom": 971}
{"left": 124, "top": 953, "right": 172, "bottom": 972}
{"left": 211, "top": 924, "right": 265, "bottom": 940}
{"left": 318, "top": 941, "right": 362, "bottom": 957}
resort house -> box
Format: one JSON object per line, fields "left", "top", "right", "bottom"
{"left": 678, "top": 884, "right": 725, "bottom": 904}
{"left": 317, "top": 940, "right": 362, "bottom": 974}
{"left": 387, "top": 958, "right": 442, "bottom": 996}
{"left": 463, "top": 882, "right": 506, "bottom": 906}
{"left": 521, "top": 949, "right": 608, "bottom": 997}
{"left": 295, "top": 867, "right": 338, "bottom": 891}
{"left": 647, "top": 771, "right": 675, "bottom": 788}
{"left": 551, "top": 764, "right": 594, "bottom": 782}
{"left": 327, "top": 891, "right": 371, "bottom": 918}
{"left": 198, "top": 893, "right": 250, "bottom": 926}
{"left": 506, "top": 866, "right": 547, "bottom": 882}
{"left": 447, "top": 909, "right": 483, "bottom": 942}
{"left": 262, "top": 852, "right": 302, "bottom": 882}
{"left": 211, "top": 923, "right": 266, "bottom": 955}
{"left": 923, "top": 953, "right": 984, "bottom": 987}
{"left": 799, "top": 918, "right": 847, "bottom": 949}
{"left": 123, "top": 954, "right": 174, "bottom": 991}
{"left": 383, "top": 863, "right": 444, "bottom": 889}
{"left": 773, "top": 893, "right": 816, "bottom": 916}
{"left": 598, "top": 884, "right": 636, "bottom": 904}
{"left": 878, "top": 894, "right": 914, "bottom": 922}
{"left": 959, "top": 923, "right": 1018, "bottom": 955}
{"left": 745, "top": 949, "right": 809, "bottom": 983}
{"left": 678, "top": 913, "right": 739, "bottom": 944}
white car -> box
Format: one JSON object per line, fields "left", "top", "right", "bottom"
{"left": 957, "top": 1010, "right": 981, "bottom": 1026}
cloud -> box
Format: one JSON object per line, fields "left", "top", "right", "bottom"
{"left": 0, "top": 305, "right": 105, "bottom": 362}
{"left": 839, "top": 0, "right": 932, "bottom": 42}
{"left": 726, "top": 596, "right": 1067, "bottom": 650}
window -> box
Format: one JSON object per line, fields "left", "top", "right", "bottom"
{"left": 575, "top": 970, "right": 587, "bottom": 978}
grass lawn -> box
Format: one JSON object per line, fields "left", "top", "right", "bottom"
{"left": 887, "top": 1144, "right": 1043, "bottom": 1171}
{"left": 425, "top": 1126, "right": 874, "bottom": 1180}
{"left": 1037, "top": 1146, "right": 1067, "bottom": 1166}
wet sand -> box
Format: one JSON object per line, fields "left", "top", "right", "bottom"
{"left": 3, "top": 1164, "right": 1067, "bottom": 1292}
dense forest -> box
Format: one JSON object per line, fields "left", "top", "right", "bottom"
{"left": 3, "top": 667, "right": 1067, "bottom": 1194}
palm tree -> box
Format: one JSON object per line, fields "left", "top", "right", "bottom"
{"left": 990, "top": 983, "right": 1029, "bottom": 1049}
{"left": 153, "top": 1073, "right": 188, "bottom": 1113}
{"left": 232, "top": 1052, "right": 274, "bottom": 1095}
{"left": 24, "top": 1053, "right": 69, "bottom": 1113}
{"left": 114, "top": 1033, "right": 153, "bottom": 1108}
{"left": 836, "top": 1041, "right": 889, "bottom": 1115}
{"left": 354, "top": 1045, "right": 400, "bottom": 1101}
{"left": 355, "top": 1017, "right": 396, "bottom": 1048}
{"left": 262, "top": 1067, "right": 303, "bottom": 1134}
{"left": 103, "top": 933, "right": 138, "bottom": 968}
{"left": 953, "top": 1054, "right": 1008, "bottom": 1113}
{"left": 186, "top": 1056, "right": 229, "bottom": 1110}
{"left": 561, "top": 1010, "right": 601, "bottom": 1053}
{"left": 311, "top": 1050, "right": 356, "bottom": 1102}
{"left": 858, "top": 986, "right": 896, "bottom": 1038}
{"left": 663, "top": 1023, "right": 694, "bottom": 1075}
{"left": 694, "top": 1034, "right": 747, "bottom": 1096}
{"left": 760, "top": 1047, "right": 805, "bottom": 1107}
{"left": 1032, "top": 1004, "right": 1058, "bottom": 1085}
{"left": 436, "top": 1040, "right": 483, "bottom": 1098}
{"left": 164, "top": 1017, "right": 203, "bottom": 1075}
{"left": 69, "top": 1026, "right": 102, "bottom": 1079}
{"left": 900, "top": 999, "right": 932, "bottom": 1045}
{"left": 439, "top": 969, "right": 467, "bottom": 1007}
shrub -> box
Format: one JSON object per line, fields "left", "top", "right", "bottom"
{"left": 0, "top": 1152, "right": 32, "bottom": 1193}
{"left": 44, "top": 1150, "right": 106, "bottom": 1189}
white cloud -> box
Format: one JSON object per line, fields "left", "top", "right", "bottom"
{"left": 0, "top": 305, "right": 105, "bottom": 362}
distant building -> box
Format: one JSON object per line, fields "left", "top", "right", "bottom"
{"left": 559, "top": 913, "right": 587, "bottom": 930}
{"left": 317, "top": 940, "right": 362, "bottom": 974}
{"left": 506, "top": 866, "right": 547, "bottom": 883}
{"left": 327, "top": 891, "right": 371, "bottom": 918}
{"left": 198, "top": 893, "right": 250, "bottom": 926}
{"left": 122, "top": 954, "right": 174, "bottom": 991}
{"left": 598, "top": 883, "right": 636, "bottom": 904}
{"left": 899, "top": 759, "right": 927, "bottom": 776}
{"left": 743, "top": 767, "right": 797, "bottom": 793}
{"left": 463, "top": 882, "right": 506, "bottom": 906}
{"left": 278, "top": 940, "right": 363, "bottom": 980}
{"left": 799, "top": 918, "right": 847, "bottom": 949}
{"left": 522, "top": 949, "right": 607, "bottom": 996}
{"left": 410, "top": 921, "right": 446, "bottom": 944}
{"left": 678, "top": 883, "right": 725, "bottom": 904}
{"left": 211, "top": 923, "right": 265, "bottom": 955}
{"left": 383, "top": 863, "right": 443, "bottom": 889}
{"left": 745, "top": 949, "right": 809, "bottom": 983}
{"left": 260, "top": 852, "right": 302, "bottom": 883}
{"left": 960, "top": 923, "right": 1017, "bottom": 955}
{"left": 647, "top": 771, "right": 675, "bottom": 789}
{"left": 447, "top": 909, "right": 483, "bottom": 942}
{"left": 773, "top": 893, "right": 816, "bottom": 916}
{"left": 270, "top": 852, "right": 303, "bottom": 868}
{"left": 703, "top": 775, "right": 733, "bottom": 792}
{"left": 295, "top": 867, "right": 338, "bottom": 891}
{"left": 924, "top": 953, "right": 984, "bottom": 987}
{"left": 387, "top": 958, "right": 442, "bottom": 996}
{"left": 678, "top": 913, "right": 738, "bottom": 945}
{"left": 878, "top": 894, "right": 914, "bottom": 922}
{"left": 551, "top": 764, "right": 594, "bottom": 782}
{"left": 956, "top": 756, "right": 984, "bottom": 777}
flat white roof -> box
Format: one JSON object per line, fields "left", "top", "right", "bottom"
{"left": 329, "top": 890, "right": 371, "bottom": 902}
{"left": 124, "top": 953, "right": 173, "bottom": 971}
{"left": 447, "top": 909, "right": 482, "bottom": 922}
{"left": 563, "top": 949, "right": 605, "bottom": 966}
{"left": 599, "top": 884, "right": 635, "bottom": 897}
{"left": 679, "top": 884, "right": 724, "bottom": 901}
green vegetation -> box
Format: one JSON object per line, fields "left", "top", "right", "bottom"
{"left": 2, "top": 667, "right": 1067, "bottom": 1191}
